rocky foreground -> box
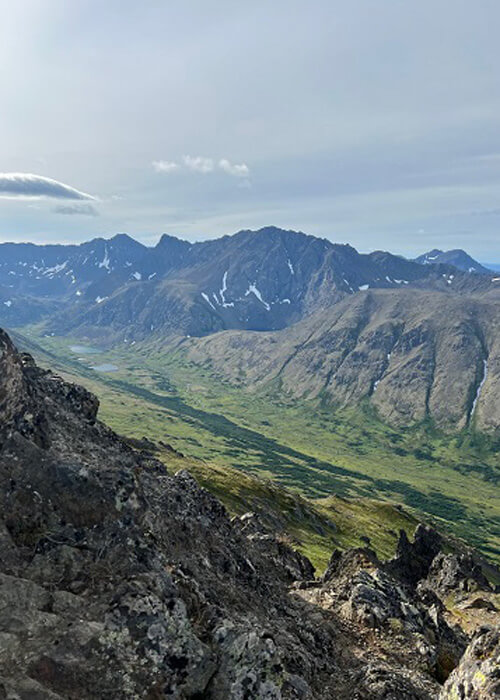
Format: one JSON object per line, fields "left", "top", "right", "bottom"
{"left": 0, "top": 328, "right": 498, "bottom": 699}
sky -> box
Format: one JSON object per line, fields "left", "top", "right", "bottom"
{"left": 1, "top": 0, "right": 500, "bottom": 261}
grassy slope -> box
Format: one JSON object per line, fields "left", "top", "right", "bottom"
{"left": 158, "top": 449, "right": 419, "bottom": 570}
{"left": 13, "top": 329, "right": 500, "bottom": 568}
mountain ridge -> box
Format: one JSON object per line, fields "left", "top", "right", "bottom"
{"left": 181, "top": 286, "right": 500, "bottom": 432}
{"left": 1, "top": 227, "right": 497, "bottom": 337}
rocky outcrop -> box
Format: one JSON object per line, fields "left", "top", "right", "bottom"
{"left": 424, "top": 552, "right": 493, "bottom": 597}
{"left": 386, "top": 525, "right": 443, "bottom": 587}
{"left": 300, "top": 544, "right": 468, "bottom": 686}
{"left": 0, "top": 327, "right": 498, "bottom": 698}
{"left": 440, "top": 627, "right": 500, "bottom": 699}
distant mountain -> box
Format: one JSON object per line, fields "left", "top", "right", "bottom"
{"left": 40, "top": 227, "right": 496, "bottom": 341}
{"left": 0, "top": 233, "right": 147, "bottom": 299}
{"left": 181, "top": 286, "right": 500, "bottom": 432}
{"left": 415, "top": 248, "right": 492, "bottom": 274}
{"left": 0, "top": 227, "right": 497, "bottom": 342}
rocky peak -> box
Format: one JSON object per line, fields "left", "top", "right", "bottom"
{"left": 386, "top": 525, "right": 442, "bottom": 587}
{"left": 415, "top": 248, "right": 492, "bottom": 274}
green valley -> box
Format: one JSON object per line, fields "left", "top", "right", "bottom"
{"left": 14, "top": 328, "right": 500, "bottom": 569}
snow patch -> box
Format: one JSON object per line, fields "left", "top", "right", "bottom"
{"left": 43, "top": 261, "right": 68, "bottom": 277}
{"left": 98, "top": 246, "right": 111, "bottom": 271}
{"left": 216, "top": 270, "right": 235, "bottom": 307}
{"left": 287, "top": 259, "right": 294, "bottom": 275}
{"left": 3, "top": 300, "right": 12, "bottom": 307}
{"left": 471, "top": 359, "right": 488, "bottom": 417}
{"left": 132, "top": 271, "right": 142, "bottom": 280}
{"left": 245, "top": 283, "right": 270, "bottom": 310}
{"left": 358, "top": 284, "right": 369, "bottom": 291}
{"left": 201, "top": 292, "right": 216, "bottom": 310}
{"left": 95, "top": 296, "right": 107, "bottom": 304}
{"left": 220, "top": 271, "right": 228, "bottom": 305}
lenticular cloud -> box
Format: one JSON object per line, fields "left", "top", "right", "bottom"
{"left": 0, "top": 173, "right": 95, "bottom": 200}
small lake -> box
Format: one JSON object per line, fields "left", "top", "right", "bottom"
{"left": 91, "top": 363, "right": 119, "bottom": 373}
{"left": 69, "top": 344, "right": 102, "bottom": 354}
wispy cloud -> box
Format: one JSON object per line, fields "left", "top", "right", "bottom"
{"left": 219, "top": 159, "right": 250, "bottom": 177}
{"left": 152, "top": 160, "right": 179, "bottom": 173}
{"left": 0, "top": 173, "right": 95, "bottom": 200}
{"left": 53, "top": 203, "right": 99, "bottom": 216}
{"left": 182, "top": 155, "right": 215, "bottom": 173}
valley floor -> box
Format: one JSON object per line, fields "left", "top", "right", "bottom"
{"left": 13, "top": 328, "right": 500, "bottom": 572}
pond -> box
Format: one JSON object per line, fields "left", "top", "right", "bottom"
{"left": 90, "top": 363, "right": 119, "bottom": 372}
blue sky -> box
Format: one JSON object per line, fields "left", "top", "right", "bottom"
{"left": 1, "top": 1, "right": 500, "bottom": 260}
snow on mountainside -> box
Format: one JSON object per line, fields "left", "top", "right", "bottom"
{"left": 0, "top": 233, "right": 147, "bottom": 299}
{"left": 0, "top": 227, "right": 496, "bottom": 339}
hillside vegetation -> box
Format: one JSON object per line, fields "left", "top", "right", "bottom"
{"left": 14, "top": 329, "right": 500, "bottom": 567}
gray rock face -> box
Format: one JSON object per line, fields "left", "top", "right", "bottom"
{"left": 440, "top": 627, "right": 500, "bottom": 699}
{"left": 386, "top": 525, "right": 443, "bottom": 587}
{"left": 303, "top": 546, "right": 468, "bottom": 686}
{"left": 0, "top": 327, "right": 497, "bottom": 698}
{"left": 425, "top": 552, "right": 493, "bottom": 597}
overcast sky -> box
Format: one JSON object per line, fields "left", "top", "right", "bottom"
{"left": 1, "top": 1, "right": 500, "bottom": 260}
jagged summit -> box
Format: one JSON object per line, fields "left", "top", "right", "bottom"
{"left": 0, "top": 327, "right": 499, "bottom": 698}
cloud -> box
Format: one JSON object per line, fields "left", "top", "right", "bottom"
{"left": 152, "top": 160, "right": 179, "bottom": 173}
{"left": 183, "top": 155, "right": 214, "bottom": 173}
{"left": 219, "top": 159, "right": 250, "bottom": 178}
{"left": 0, "top": 173, "right": 95, "bottom": 200}
{"left": 53, "top": 203, "right": 99, "bottom": 216}
{"left": 152, "top": 156, "right": 251, "bottom": 179}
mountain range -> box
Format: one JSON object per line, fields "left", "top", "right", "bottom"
{"left": 0, "top": 227, "right": 497, "bottom": 337}
{"left": 1, "top": 226, "right": 499, "bottom": 432}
